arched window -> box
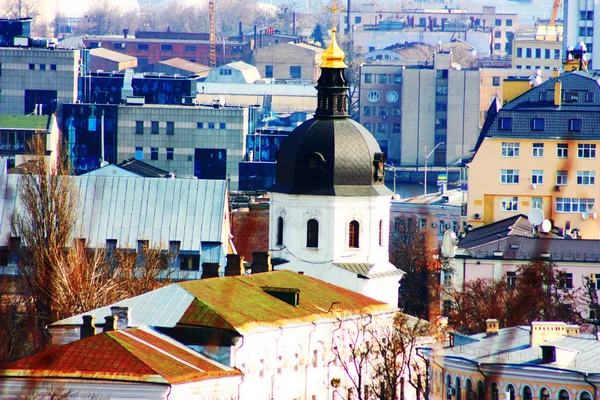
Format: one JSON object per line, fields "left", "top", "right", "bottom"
{"left": 540, "top": 388, "right": 550, "bottom": 400}
{"left": 506, "top": 384, "right": 515, "bottom": 400}
{"left": 580, "top": 391, "right": 593, "bottom": 400}
{"left": 378, "top": 219, "right": 383, "bottom": 246}
{"left": 307, "top": 219, "right": 319, "bottom": 248}
{"left": 465, "top": 379, "right": 473, "bottom": 400}
{"left": 276, "top": 217, "right": 284, "bottom": 246}
{"left": 559, "top": 390, "right": 570, "bottom": 400}
{"left": 349, "top": 220, "right": 360, "bottom": 248}
{"left": 523, "top": 386, "right": 533, "bottom": 400}
{"left": 476, "top": 380, "right": 484, "bottom": 400}
{"left": 490, "top": 382, "right": 499, "bottom": 400}
{"left": 455, "top": 377, "right": 462, "bottom": 400}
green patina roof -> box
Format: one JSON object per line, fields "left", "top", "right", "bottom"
{"left": 0, "top": 114, "right": 49, "bottom": 130}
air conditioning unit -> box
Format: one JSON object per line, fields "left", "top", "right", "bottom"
{"left": 474, "top": 213, "right": 481, "bottom": 219}
{"left": 555, "top": 185, "right": 561, "bottom": 191}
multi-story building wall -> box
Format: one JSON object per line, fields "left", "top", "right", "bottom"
{"left": 116, "top": 104, "right": 248, "bottom": 191}
{"left": 564, "top": 0, "right": 597, "bottom": 68}
{"left": 359, "top": 52, "right": 480, "bottom": 168}
{"left": 512, "top": 24, "right": 563, "bottom": 71}
{"left": 252, "top": 42, "right": 323, "bottom": 83}
{"left": 349, "top": 5, "right": 517, "bottom": 56}
{"left": 467, "top": 71, "right": 600, "bottom": 239}
{"left": 0, "top": 46, "right": 81, "bottom": 115}
{"left": 83, "top": 32, "right": 252, "bottom": 67}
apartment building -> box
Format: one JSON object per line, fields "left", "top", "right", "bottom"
{"left": 468, "top": 71, "right": 600, "bottom": 239}
{"left": 349, "top": 5, "right": 517, "bottom": 56}
{"left": 359, "top": 52, "right": 481, "bottom": 168}
{"left": 564, "top": 0, "right": 598, "bottom": 67}
{"left": 512, "top": 24, "right": 563, "bottom": 71}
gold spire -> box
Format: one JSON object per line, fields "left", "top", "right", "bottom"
{"left": 320, "top": 28, "right": 347, "bottom": 69}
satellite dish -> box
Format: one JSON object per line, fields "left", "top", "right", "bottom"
{"left": 593, "top": 212, "right": 598, "bottom": 220}
{"left": 441, "top": 230, "right": 458, "bottom": 258}
{"left": 583, "top": 53, "right": 591, "bottom": 62}
{"left": 528, "top": 208, "right": 544, "bottom": 226}
{"left": 540, "top": 219, "right": 552, "bottom": 233}
{"left": 582, "top": 212, "right": 590, "bottom": 220}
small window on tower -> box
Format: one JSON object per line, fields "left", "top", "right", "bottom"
{"left": 349, "top": 220, "right": 360, "bottom": 248}
{"left": 307, "top": 219, "right": 319, "bottom": 248}
{"left": 276, "top": 217, "right": 284, "bottom": 246}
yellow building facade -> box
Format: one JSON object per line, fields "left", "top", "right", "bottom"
{"left": 467, "top": 71, "right": 600, "bottom": 239}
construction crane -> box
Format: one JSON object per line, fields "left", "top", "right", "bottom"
{"left": 209, "top": 0, "right": 216, "bottom": 68}
{"left": 550, "top": 0, "right": 561, "bottom": 26}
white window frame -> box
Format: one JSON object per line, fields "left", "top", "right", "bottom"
{"left": 532, "top": 143, "right": 544, "bottom": 157}
{"left": 501, "top": 169, "right": 520, "bottom": 184}
{"left": 556, "top": 171, "right": 568, "bottom": 185}
{"left": 578, "top": 143, "right": 596, "bottom": 158}
{"left": 501, "top": 142, "right": 520, "bottom": 157}
{"left": 556, "top": 198, "right": 595, "bottom": 213}
{"left": 557, "top": 143, "right": 568, "bottom": 158}
{"left": 532, "top": 197, "right": 543, "bottom": 209}
{"left": 501, "top": 196, "right": 518, "bottom": 211}
{"left": 532, "top": 170, "right": 543, "bottom": 185}
{"left": 577, "top": 171, "right": 596, "bottom": 185}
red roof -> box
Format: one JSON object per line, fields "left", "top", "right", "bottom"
{"left": 3, "top": 328, "right": 240, "bottom": 384}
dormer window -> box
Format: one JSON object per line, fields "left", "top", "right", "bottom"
{"left": 498, "top": 117, "right": 512, "bottom": 130}
{"left": 531, "top": 118, "right": 545, "bottom": 131}
{"left": 569, "top": 119, "right": 582, "bottom": 132}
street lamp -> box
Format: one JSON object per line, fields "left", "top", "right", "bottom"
{"left": 424, "top": 142, "right": 444, "bottom": 196}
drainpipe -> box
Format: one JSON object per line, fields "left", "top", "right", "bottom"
{"left": 305, "top": 322, "right": 318, "bottom": 398}
{"left": 584, "top": 373, "right": 596, "bottom": 400}
{"left": 234, "top": 336, "right": 245, "bottom": 400}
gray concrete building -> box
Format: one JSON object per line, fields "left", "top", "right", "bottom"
{"left": 116, "top": 103, "right": 249, "bottom": 191}
{"left": 359, "top": 52, "right": 481, "bottom": 169}
{"left": 0, "top": 47, "right": 81, "bottom": 115}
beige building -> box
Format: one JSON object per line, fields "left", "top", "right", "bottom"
{"left": 512, "top": 24, "right": 563, "bottom": 71}
{"left": 89, "top": 48, "right": 138, "bottom": 72}
{"left": 468, "top": 71, "right": 600, "bottom": 239}
{"left": 252, "top": 42, "right": 323, "bottom": 83}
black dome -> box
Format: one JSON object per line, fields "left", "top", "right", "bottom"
{"left": 269, "top": 117, "right": 392, "bottom": 196}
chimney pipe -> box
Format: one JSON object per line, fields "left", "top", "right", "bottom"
{"left": 293, "top": 12, "right": 296, "bottom": 36}
{"left": 254, "top": 25, "right": 257, "bottom": 49}
{"left": 123, "top": 28, "right": 129, "bottom": 39}
{"left": 81, "top": 315, "right": 96, "bottom": 339}
{"left": 252, "top": 252, "right": 272, "bottom": 273}
{"left": 104, "top": 315, "right": 117, "bottom": 332}
{"left": 111, "top": 306, "right": 130, "bottom": 331}
{"left": 485, "top": 318, "right": 499, "bottom": 336}
{"left": 259, "top": 29, "right": 263, "bottom": 48}
{"left": 201, "top": 262, "right": 220, "bottom": 279}
{"left": 239, "top": 21, "right": 243, "bottom": 38}
{"left": 226, "top": 254, "right": 245, "bottom": 276}
{"left": 554, "top": 80, "right": 562, "bottom": 106}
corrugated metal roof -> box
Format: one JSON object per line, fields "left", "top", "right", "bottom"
{"left": 52, "top": 270, "right": 396, "bottom": 335}
{"left": 2, "top": 327, "right": 240, "bottom": 383}
{"left": 432, "top": 325, "right": 600, "bottom": 373}
{"left": 0, "top": 175, "right": 227, "bottom": 250}
{"left": 333, "top": 263, "right": 404, "bottom": 279}
{"left": 90, "top": 47, "right": 137, "bottom": 63}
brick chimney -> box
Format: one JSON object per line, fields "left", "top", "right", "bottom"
{"left": 252, "top": 252, "right": 272, "bottom": 273}
{"left": 225, "top": 254, "right": 245, "bottom": 276}
{"left": 111, "top": 306, "right": 130, "bottom": 331}
{"left": 566, "top": 324, "right": 580, "bottom": 338}
{"left": 554, "top": 80, "right": 562, "bottom": 106}
{"left": 81, "top": 315, "right": 96, "bottom": 339}
{"left": 104, "top": 315, "right": 117, "bottom": 332}
{"left": 531, "top": 321, "right": 567, "bottom": 346}
{"left": 485, "top": 318, "right": 499, "bottom": 336}
{"left": 201, "top": 262, "right": 220, "bottom": 279}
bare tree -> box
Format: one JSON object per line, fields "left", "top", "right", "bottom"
{"left": 331, "top": 312, "right": 432, "bottom": 400}
{"left": 2, "top": 0, "right": 39, "bottom": 19}
{"left": 12, "top": 133, "right": 77, "bottom": 352}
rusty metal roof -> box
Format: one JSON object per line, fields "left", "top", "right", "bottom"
{"left": 52, "top": 270, "right": 395, "bottom": 336}
{"left": 2, "top": 327, "right": 240, "bottom": 384}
